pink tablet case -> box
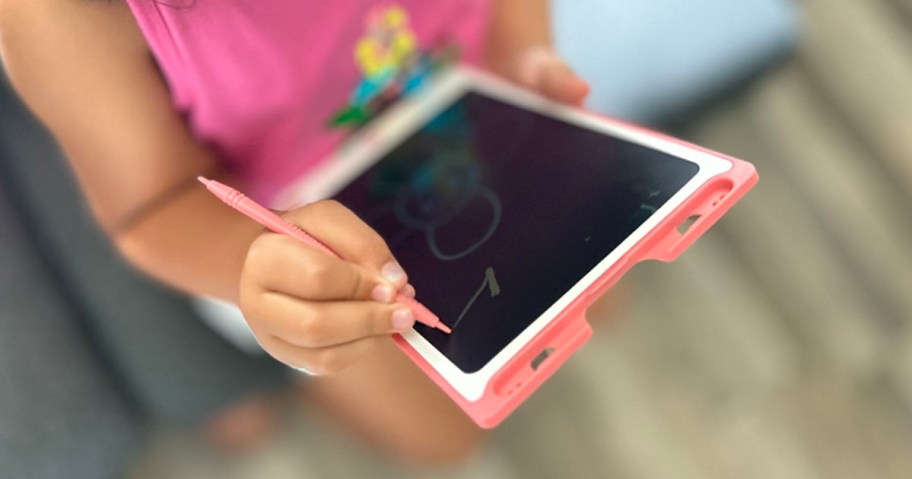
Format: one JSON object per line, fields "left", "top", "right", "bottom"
{"left": 391, "top": 115, "right": 758, "bottom": 429}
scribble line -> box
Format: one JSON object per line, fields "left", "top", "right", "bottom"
{"left": 451, "top": 267, "right": 500, "bottom": 330}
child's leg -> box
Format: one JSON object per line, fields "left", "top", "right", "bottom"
{"left": 189, "top": 298, "right": 484, "bottom": 461}
{"left": 587, "top": 284, "right": 631, "bottom": 328}
{"left": 203, "top": 392, "right": 283, "bottom": 452}
{"left": 297, "top": 339, "right": 485, "bottom": 466}
{"left": 291, "top": 287, "right": 629, "bottom": 463}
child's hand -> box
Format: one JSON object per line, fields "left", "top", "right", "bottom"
{"left": 238, "top": 200, "right": 416, "bottom": 375}
{"left": 490, "top": 47, "right": 591, "bottom": 106}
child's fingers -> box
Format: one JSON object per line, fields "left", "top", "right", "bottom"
{"left": 257, "top": 294, "right": 416, "bottom": 349}
{"left": 513, "top": 48, "right": 590, "bottom": 106}
{"left": 259, "top": 334, "right": 385, "bottom": 376}
{"left": 245, "top": 233, "right": 390, "bottom": 302}
{"left": 539, "top": 62, "right": 591, "bottom": 106}
{"left": 284, "top": 200, "right": 409, "bottom": 288}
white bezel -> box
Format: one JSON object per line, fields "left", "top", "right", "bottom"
{"left": 275, "top": 67, "right": 731, "bottom": 402}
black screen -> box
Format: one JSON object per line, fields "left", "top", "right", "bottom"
{"left": 334, "top": 92, "right": 699, "bottom": 373}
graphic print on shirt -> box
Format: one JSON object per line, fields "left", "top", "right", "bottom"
{"left": 328, "top": 4, "right": 460, "bottom": 129}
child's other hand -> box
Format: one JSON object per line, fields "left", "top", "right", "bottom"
{"left": 490, "top": 47, "right": 590, "bottom": 106}
{"left": 238, "top": 200, "right": 416, "bottom": 375}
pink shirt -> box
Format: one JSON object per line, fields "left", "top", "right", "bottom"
{"left": 126, "top": 0, "right": 490, "bottom": 203}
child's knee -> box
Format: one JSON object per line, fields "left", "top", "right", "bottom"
{"left": 387, "top": 412, "right": 486, "bottom": 467}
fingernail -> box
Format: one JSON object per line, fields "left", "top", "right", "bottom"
{"left": 392, "top": 308, "right": 415, "bottom": 331}
{"left": 380, "top": 261, "right": 406, "bottom": 283}
{"left": 371, "top": 284, "right": 396, "bottom": 303}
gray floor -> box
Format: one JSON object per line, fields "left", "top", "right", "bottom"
{"left": 129, "top": 0, "right": 912, "bottom": 477}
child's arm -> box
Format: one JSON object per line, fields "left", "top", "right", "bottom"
{"left": 0, "top": 0, "right": 415, "bottom": 374}
{"left": 486, "top": 0, "right": 590, "bottom": 105}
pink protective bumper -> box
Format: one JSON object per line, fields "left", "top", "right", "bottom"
{"left": 392, "top": 117, "right": 758, "bottom": 429}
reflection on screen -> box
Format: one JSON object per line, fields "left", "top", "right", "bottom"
{"left": 334, "top": 93, "right": 699, "bottom": 373}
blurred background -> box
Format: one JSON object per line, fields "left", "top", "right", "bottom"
{"left": 2, "top": 0, "right": 911, "bottom": 477}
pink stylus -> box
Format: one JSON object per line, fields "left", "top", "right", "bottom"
{"left": 198, "top": 177, "right": 452, "bottom": 334}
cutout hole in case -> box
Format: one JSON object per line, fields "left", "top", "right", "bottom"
{"left": 531, "top": 348, "right": 556, "bottom": 370}
{"left": 677, "top": 215, "right": 702, "bottom": 234}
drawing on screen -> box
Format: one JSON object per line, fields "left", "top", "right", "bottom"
{"left": 357, "top": 100, "right": 527, "bottom": 262}
{"left": 391, "top": 150, "right": 502, "bottom": 261}
{"left": 451, "top": 267, "right": 501, "bottom": 330}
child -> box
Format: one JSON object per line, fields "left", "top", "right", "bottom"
{"left": 0, "top": 0, "right": 589, "bottom": 463}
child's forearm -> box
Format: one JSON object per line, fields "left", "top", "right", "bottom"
{"left": 113, "top": 182, "right": 262, "bottom": 304}
{"left": 486, "top": 0, "right": 553, "bottom": 71}
{"left": 484, "top": 0, "right": 589, "bottom": 105}
{"left": 1, "top": 1, "right": 260, "bottom": 304}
